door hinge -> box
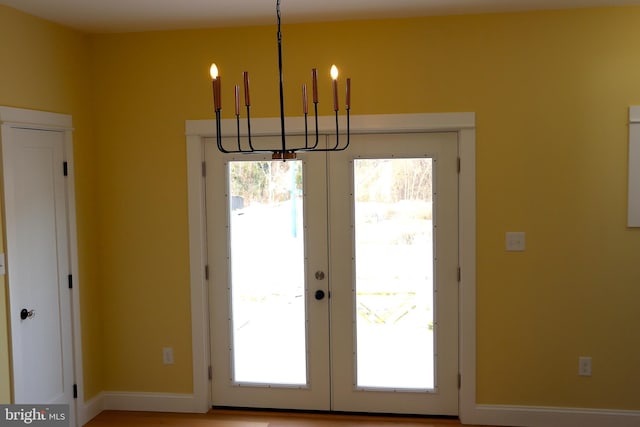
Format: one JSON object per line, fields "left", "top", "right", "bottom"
{"left": 68, "top": 274, "right": 73, "bottom": 289}
{"left": 457, "top": 267, "right": 461, "bottom": 283}
{"left": 457, "top": 157, "right": 461, "bottom": 173}
{"left": 458, "top": 373, "right": 461, "bottom": 389}
{"left": 205, "top": 265, "right": 209, "bottom": 280}
{"left": 202, "top": 161, "right": 206, "bottom": 177}
{"left": 208, "top": 366, "right": 212, "bottom": 380}
{"left": 73, "top": 384, "right": 78, "bottom": 399}
{"left": 63, "top": 161, "right": 68, "bottom": 177}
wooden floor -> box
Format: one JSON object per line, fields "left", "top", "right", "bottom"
{"left": 85, "top": 409, "right": 496, "bottom": 427}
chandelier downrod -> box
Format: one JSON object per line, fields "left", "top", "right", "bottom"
{"left": 209, "top": 0, "right": 351, "bottom": 160}
{"left": 276, "top": 1, "right": 286, "bottom": 157}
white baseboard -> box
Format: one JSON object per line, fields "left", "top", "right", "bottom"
{"left": 78, "top": 391, "right": 208, "bottom": 425}
{"left": 80, "top": 393, "right": 105, "bottom": 425}
{"left": 102, "top": 391, "right": 205, "bottom": 413}
{"left": 464, "top": 404, "right": 640, "bottom": 427}
{"left": 80, "top": 394, "right": 640, "bottom": 427}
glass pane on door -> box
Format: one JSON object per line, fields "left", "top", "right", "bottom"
{"left": 353, "top": 158, "right": 434, "bottom": 390}
{"left": 228, "top": 160, "right": 306, "bottom": 385}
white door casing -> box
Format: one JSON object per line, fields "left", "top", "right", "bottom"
{"left": 185, "top": 113, "right": 476, "bottom": 418}
{"left": 0, "top": 106, "right": 83, "bottom": 426}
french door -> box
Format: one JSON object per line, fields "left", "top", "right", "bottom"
{"left": 206, "top": 132, "right": 459, "bottom": 415}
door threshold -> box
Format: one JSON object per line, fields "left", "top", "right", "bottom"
{"left": 210, "top": 406, "right": 459, "bottom": 421}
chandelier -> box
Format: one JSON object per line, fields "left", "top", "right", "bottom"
{"left": 209, "top": 0, "right": 351, "bottom": 160}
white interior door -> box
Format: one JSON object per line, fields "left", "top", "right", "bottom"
{"left": 206, "top": 131, "right": 458, "bottom": 415}
{"left": 2, "top": 127, "right": 75, "bottom": 412}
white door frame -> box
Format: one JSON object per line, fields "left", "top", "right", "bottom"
{"left": 0, "top": 106, "right": 84, "bottom": 424}
{"left": 185, "top": 112, "right": 476, "bottom": 419}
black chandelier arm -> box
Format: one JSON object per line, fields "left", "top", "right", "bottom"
{"left": 235, "top": 112, "right": 241, "bottom": 151}
{"left": 215, "top": 111, "right": 351, "bottom": 155}
{"left": 332, "top": 110, "right": 340, "bottom": 150}
{"left": 297, "top": 108, "right": 350, "bottom": 153}
{"left": 215, "top": 110, "right": 232, "bottom": 153}
{"left": 303, "top": 102, "right": 320, "bottom": 150}
{"left": 217, "top": 109, "right": 259, "bottom": 154}
{"left": 246, "top": 105, "right": 255, "bottom": 151}
{"left": 214, "top": 109, "right": 249, "bottom": 154}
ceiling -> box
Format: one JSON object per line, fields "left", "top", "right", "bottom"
{"left": 1, "top": 0, "right": 639, "bottom": 33}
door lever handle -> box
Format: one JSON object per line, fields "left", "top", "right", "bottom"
{"left": 20, "top": 309, "right": 35, "bottom": 320}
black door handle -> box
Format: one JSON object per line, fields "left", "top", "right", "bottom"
{"left": 314, "top": 290, "right": 325, "bottom": 300}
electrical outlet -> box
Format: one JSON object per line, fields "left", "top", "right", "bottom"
{"left": 162, "top": 347, "right": 174, "bottom": 365}
{"left": 579, "top": 356, "right": 592, "bottom": 376}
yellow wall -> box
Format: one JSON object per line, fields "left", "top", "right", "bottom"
{"left": 90, "top": 6, "right": 640, "bottom": 409}
{"left": 0, "top": 6, "right": 102, "bottom": 401}
{"left": 2, "top": 2, "right": 640, "bottom": 412}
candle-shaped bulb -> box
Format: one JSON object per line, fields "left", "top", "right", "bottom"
{"left": 210, "top": 63, "right": 221, "bottom": 111}
{"left": 331, "top": 65, "right": 339, "bottom": 112}
{"left": 210, "top": 63, "right": 219, "bottom": 80}
{"left": 330, "top": 65, "right": 339, "bottom": 80}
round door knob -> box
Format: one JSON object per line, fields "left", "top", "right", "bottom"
{"left": 314, "top": 290, "right": 326, "bottom": 300}
{"left": 20, "top": 309, "right": 34, "bottom": 320}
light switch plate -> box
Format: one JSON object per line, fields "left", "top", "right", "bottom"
{"left": 162, "top": 347, "right": 174, "bottom": 365}
{"left": 505, "top": 232, "right": 526, "bottom": 251}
